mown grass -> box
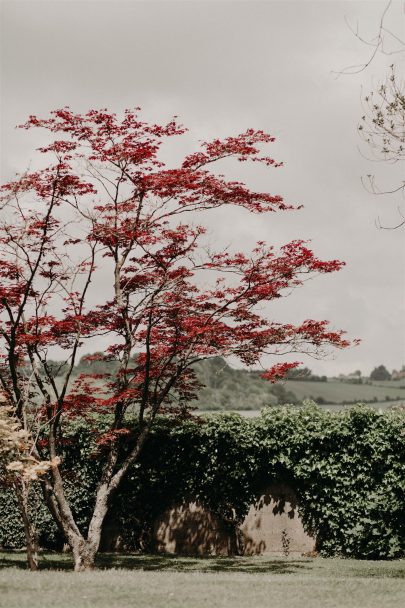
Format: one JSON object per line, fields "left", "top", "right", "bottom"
{"left": 1, "top": 552, "right": 404, "bottom": 608}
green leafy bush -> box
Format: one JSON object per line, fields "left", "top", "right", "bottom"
{"left": 0, "top": 404, "right": 403, "bottom": 558}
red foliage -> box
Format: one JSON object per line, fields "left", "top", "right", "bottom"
{"left": 261, "top": 362, "right": 302, "bottom": 383}
{"left": 0, "top": 107, "right": 355, "bottom": 434}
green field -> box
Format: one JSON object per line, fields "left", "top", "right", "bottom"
{"left": 0, "top": 553, "right": 404, "bottom": 608}
{"left": 53, "top": 374, "right": 405, "bottom": 410}
{"left": 283, "top": 379, "right": 405, "bottom": 405}
{"left": 193, "top": 360, "right": 405, "bottom": 408}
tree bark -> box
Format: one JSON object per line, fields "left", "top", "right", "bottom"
{"left": 14, "top": 481, "right": 39, "bottom": 571}
{"left": 72, "top": 539, "right": 98, "bottom": 572}
{"left": 69, "top": 429, "right": 151, "bottom": 570}
{"left": 42, "top": 425, "right": 151, "bottom": 570}
{"left": 70, "top": 484, "right": 111, "bottom": 571}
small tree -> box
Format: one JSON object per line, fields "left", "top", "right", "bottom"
{"left": 335, "top": 1, "right": 404, "bottom": 227}
{"left": 0, "top": 108, "right": 355, "bottom": 569}
{"left": 358, "top": 66, "right": 405, "bottom": 228}
{"left": 370, "top": 365, "right": 391, "bottom": 381}
{"left": 0, "top": 394, "right": 58, "bottom": 570}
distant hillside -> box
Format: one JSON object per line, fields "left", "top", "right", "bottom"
{"left": 190, "top": 357, "right": 296, "bottom": 410}
{"left": 47, "top": 355, "right": 405, "bottom": 410}
{"left": 190, "top": 358, "right": 405, "bottom": 409}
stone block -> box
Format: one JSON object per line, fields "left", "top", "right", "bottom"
{"left": 239, "top": 484, "right": 316, "bottom": 556}
{"left": 154, "top": 502, "right": 230, "bottom": 556}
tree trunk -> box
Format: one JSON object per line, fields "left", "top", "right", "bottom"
{"left": 227, "top": 523, "right": 240, "bottom": 556}
{"left": 43, "top": 428, "right": 150, "bottom": 570}
{"left": 14, "top": 481, "right": 39, "bottom": 571}
{"left": 24, "top": 526, "right": 39, "bottom": 572}
{"left": 71, "top": 484, "right": 111, "bottom": 571}
{"left": 72, "top": 539, "right": 98, "bottom": 572}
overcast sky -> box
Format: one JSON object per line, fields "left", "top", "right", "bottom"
{"left": 1, "top": 0, "right": 404, "bottom": 376}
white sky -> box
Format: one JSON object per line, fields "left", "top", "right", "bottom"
{"left": 1, "top": 0, "right": 404, "bottom": 376}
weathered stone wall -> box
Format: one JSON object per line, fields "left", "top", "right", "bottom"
{"left": 153, "top": 484, "right": 316, "bottom": 557}
{"left": 154, "top": 502, "right": 230, "bottom": 556}
{"left": 239, "top": 484, "right": 315, "bottom": 556}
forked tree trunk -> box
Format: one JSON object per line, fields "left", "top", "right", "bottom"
{"left": 49, "top": 427, "right": 150, "bottom": 571}
{"left": 70, "top": 484, "right": 111, "bottom": 571}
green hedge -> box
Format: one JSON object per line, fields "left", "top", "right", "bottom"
{"left": 0, "top": 403, "right": 404, "bottom": 558}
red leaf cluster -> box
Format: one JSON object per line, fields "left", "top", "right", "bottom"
{"left": 0, "top": 107, "right": 356, "bottom": 431}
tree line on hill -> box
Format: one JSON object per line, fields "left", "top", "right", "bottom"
{"left": 369, "top": 365, "right": 402, "bottom": 381}
{"left": 42, "top": 354, "right": 298, "bottom": 410}
{"left": 38, "top": 355, "right": 405, "bottom": 411}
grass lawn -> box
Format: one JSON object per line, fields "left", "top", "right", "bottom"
{"left": 0, "top": 552, "right": 404, "bottom": 608}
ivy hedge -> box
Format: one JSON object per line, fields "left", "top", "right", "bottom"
{"left": 0, "top": 403, "right": 404, "bottom": 559}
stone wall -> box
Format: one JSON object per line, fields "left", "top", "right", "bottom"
{"left": 154, "top": 502, "right": 230, "bottom": 556}
{"left": 153, "top": 484, "right": 316, "bottom": 557}
{"left": 239, "top": 484, "right": 315, "bottom": 556}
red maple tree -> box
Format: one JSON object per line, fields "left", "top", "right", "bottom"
{"left": 0, "top": 108, "right": 354, "bottom": 569}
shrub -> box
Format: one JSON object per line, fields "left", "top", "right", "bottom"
{"left": 0, "top": 404, "right": 403, "bottom": 559}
